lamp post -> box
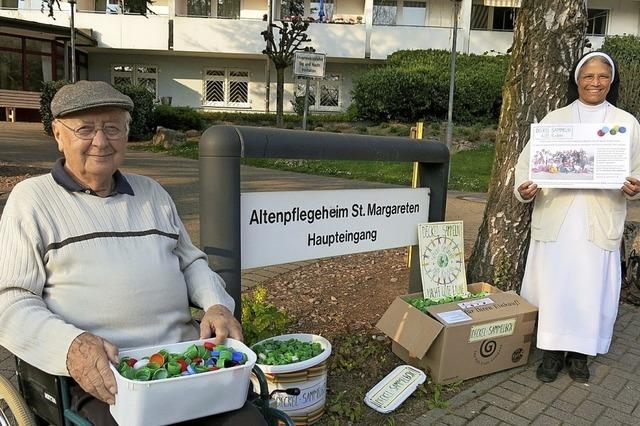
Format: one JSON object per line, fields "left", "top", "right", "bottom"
{"left": 446, "top": 0, "right": 462, "bottom": 150}
{"left": 265, "top": 0, "right": 273, "bottom": 112}
{"left": 69, "top": 0, "right": 77, "bottom": 82}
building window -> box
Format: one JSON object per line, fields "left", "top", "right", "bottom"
{"left": 587, "top": 9, "right": 608, "bottom": 36}
{"left": 217, "top": 0, "right": 240, "bottom": 18}
{"left": 492, "top": 7, "right": 516, "bottom": 30}
{"left": 1, "top": 0, "right": 18, "bottom": 8}
{"left": 373, "top": 0, "right": 397, "bottom": 25}
{"left": 471, "top": 5, "right": 516, "bottom": 31}
{"left": 401, "top": 1, "right": 426, "bottom": 26}
{"left": 203, "top": 68, "right": 250, "bottom": 108}
{"left": 280, "top": 0, "right": 304, "bottom": 20}
{"left": 297, "top": 74, "right": 341, "bottom": 111}
{"left": 309, "top": 0, "right": 334, "bottom": 22}
{"left": 187, "top": 0, "right": 211, "bottom": 16}
{"left": 111, "top": 65, "right": 158, "bottom": 97}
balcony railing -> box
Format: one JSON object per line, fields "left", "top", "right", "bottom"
{"left": 305, "top": 22, "right": 366, "bottom": 58}
{"left": 370, "top": 25, "right": 460, "bottom": 60}
{"left": 173, "top": 17, "right": 266, "bottom": 54}
{"left": 468, "top": 29, "right": 513, "bottom": 55}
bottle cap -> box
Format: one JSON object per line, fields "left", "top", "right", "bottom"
{"left": 152, "top": 368, "right": 168, "bottom": 380}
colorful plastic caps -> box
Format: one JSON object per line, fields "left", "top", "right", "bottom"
{"left": 117, "top": 344, "right": 248, "bottom": 382}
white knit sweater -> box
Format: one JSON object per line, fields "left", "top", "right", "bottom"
{"left": 0, "top": 172, "right": 234, "bottom": 376}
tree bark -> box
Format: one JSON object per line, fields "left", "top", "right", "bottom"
{"left": 276, "top": 66, "right": 285, "bottom": 128}
{"left": 466, "top": 0, "right": 588, "bottom": 291}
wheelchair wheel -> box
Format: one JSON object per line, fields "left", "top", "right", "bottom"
{"left": 0, "top": 374, "right": 36, "bottom": 426}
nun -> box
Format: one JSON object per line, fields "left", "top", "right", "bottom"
{"left": 513, "top": 52, "right": 640, "bottom": 383}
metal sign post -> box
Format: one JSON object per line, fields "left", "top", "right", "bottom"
{"left": 302, "top": 78, "right": 311, "bottom": 130}
{"left": 69, "top": 0, "right": 77, "bottom": 82}
{"left": 200, "top": 126, "right": 450, "bottom": 319}
{"left": 294, "top": 52, "right": 326, "bottom": 130}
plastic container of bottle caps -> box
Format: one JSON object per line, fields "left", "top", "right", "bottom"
{"left": 109, "top": 338, "right": 256, "bottom": 426}
{"left": 364, "top": 365, "right": 427, "bottom": 413}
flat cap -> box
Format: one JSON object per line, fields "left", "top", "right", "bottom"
{"left": 51, "top": 80, "right": 134, "bottom": 118}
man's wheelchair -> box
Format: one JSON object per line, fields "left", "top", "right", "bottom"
{"left": 0, "top": 357, "right": 296, "bottom": 426}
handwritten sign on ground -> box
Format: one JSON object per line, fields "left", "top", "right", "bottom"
{"left": 418, "top": 221, "right": 466, "bottom": 298}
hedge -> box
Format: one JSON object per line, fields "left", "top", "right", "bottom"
{"left": 152, "top": 105, "right": 205, "bottom": 131}
{"left": 115, "top": 84, "right": 155, "bottom": 141}
{"left": 40, "top": 81, "right": 154, "bottom": 141}
{"left": 40, "top": 80, "right": 70, "bottom": 136}
{"left": 352, "top": 49, "right": 509, "bottom": 123}
{"left": 601, "top": 35, "right": 640, "bottom": 119}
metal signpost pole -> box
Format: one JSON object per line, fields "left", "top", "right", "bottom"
{"left": 69, "top": 0, "right": 77, "bottom": 82}
{"left": 265, "top": 0, "right": 272, "bottom": 112}
{"left": 200, "top": 126, "right": 450, "bottom": 318}
{"left": 302, "top": 77, "right": 310, "bottom": 130}
{"left": 446, "top": 0, "right": 462, "bottom": 150}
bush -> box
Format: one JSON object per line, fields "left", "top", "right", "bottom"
{"left": 351, "top": 49, "right": 509, "bottom": 123}
{"left": 602, "top": 35, "right": 640, "bottom": 119}
{"left": 114, "top": 84, "right": 155, "bottom": 141}
{"left": 291, "top": 93, "right": 306, "bottom": 116}
{"left": 241, "top": 286, "right": 290, "bottom": 346}
{"left": 152, "top": 105, "right": 205, "bottom": 131}
{"left": 40, "top": 80, "right": 70, "bottom": 136}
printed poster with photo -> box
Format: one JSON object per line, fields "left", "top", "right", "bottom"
{"left": 417, "top": 221, "right": 467, "bottom": 299}
{"left": 529, "top": 123, "right": 630, "bottom": 189}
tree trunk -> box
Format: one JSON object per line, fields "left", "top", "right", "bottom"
{"left": 466, "top": 0, "right": 588, "bottom": 291}
{"left": 276, "top": 66, "right": 285, "bottom": 128}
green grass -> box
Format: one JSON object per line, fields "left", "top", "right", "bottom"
{"left": 129, "top": 140, "right": 494, "bottom": 192}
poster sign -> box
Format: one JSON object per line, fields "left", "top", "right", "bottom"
{"left": 241, "top": 188, "right": 429, "bottom": 269}
{"left": 529, "top": 123, "right": 630, "bottom": 189}
{"left": 294, "top": 52, "right": 326, "bottom": 78}
{"left": 417, "top": 221, "right": 466, "bottom": 299}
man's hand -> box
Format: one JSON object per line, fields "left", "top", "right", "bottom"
{"left": 66, "top": 332, "right": 119, "bottom": 405}
{"left": 517, "top": 181, "right": 540, "bottom": 200}
{"left": 622, "top": 176, "right": 640, "bottom": 197}
{"left": 200, "top": 304, "right": 243, "bottom": 344}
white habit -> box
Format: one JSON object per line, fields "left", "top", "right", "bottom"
{"left": 520, "top": 100, "right": 621, "bottom": 355}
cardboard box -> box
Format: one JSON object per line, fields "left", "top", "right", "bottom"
{"left": 376, "top": 283, "right": 538, "bottom": 384}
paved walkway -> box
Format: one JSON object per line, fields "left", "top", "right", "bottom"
{"left": 2, "top": 123, "right": 640, "bottom": 425}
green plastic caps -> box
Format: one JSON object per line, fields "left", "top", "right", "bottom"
{"left": 253, "top": 339, "right": 324, "bottom": 366}
{"left": 408, "top": 291, "right": 489, "bottom": 313}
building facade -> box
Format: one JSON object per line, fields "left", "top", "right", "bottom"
{"left": 0, "top": 0, "right": 637, "bottom": 114}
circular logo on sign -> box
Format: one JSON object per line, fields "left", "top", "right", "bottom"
{"left": 512, "top": 348, "right": 523, "bottom": 363}
{"left": 421, "top": 236, "right": 464, "bottom": 285}
{"left": 480, "top": 340, "right": 497, "bottom": 358}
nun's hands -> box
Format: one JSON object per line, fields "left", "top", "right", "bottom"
{"left": 622, "top": 176, "right": 640, "bottom": 197}
{"left": 517, "top": 181, "right": 540, "bottom": 200}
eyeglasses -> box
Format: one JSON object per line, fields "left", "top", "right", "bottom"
{"left": 56, "top": 120, "right": 125, "bottom": 140}
{"left": 580, "top": 74, "right": 611, "bottom": 83}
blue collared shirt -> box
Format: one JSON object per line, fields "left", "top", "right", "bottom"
{"left": 51, "top": 158, "right": 134, "bottom": 197}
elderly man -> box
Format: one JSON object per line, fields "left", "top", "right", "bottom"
{"left": 0, "top": 81, "right": 265, "bottom": 425}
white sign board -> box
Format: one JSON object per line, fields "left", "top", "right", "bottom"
{"left": 529, "top": 122, "right": 631, "bottom": 189}
{"left": 294, "top": 52, "right": 326, "bottom": 78}
{"left": 241, "top": 188, "right": 430, "bottom": 269}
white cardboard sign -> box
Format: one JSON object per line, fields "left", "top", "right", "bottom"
{"left": 529, "top": 122, "right": 631, "bottom": 189}
{"left": 294, "top": 52, "right": 326, "bottom": 78}
{"left": 241, "top": 188, "right": 430, "bottom": 269}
